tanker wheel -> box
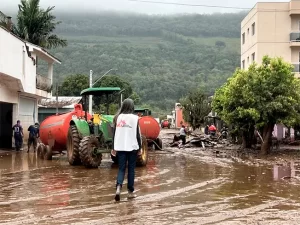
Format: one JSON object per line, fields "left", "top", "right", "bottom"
{"left": 67, "top": 125, "right": 82, "bottom": 166}
{"left": 79, "top": 136, "right": 102, "bottom": 168}
{"left": 155, "top": 138, "right": 163, "bottom": 150}
{"left": 136, "top": 136, "right": 148, "bottom": 167}
{"left": 37, "top": 144, "right": 45, "bottom": 160}
{"left": 44, "top": 145, "right": 52, "bottom": 160}
{"left": 111, "top": 153, "right": 118, "bottom": 164}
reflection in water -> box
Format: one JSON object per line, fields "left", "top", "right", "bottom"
{"left": 273, "top": 161, "right": 300, "bottom": 180}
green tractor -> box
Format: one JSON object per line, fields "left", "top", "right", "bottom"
{"left": 66, "top": 87, "right": 148, "bottom": 168}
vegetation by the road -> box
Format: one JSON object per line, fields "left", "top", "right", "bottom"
{"left": 212, "top": 56, "right": 300, "bottom": 154}
{"left": 180, "top": 89, "right": 211, "bottom": 130}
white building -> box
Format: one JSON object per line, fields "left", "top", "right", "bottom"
{"left": 0, "top": 25, "right": 60, "bottom": 149}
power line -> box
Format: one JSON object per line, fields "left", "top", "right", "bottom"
{"left": 128, "top": 0, "right": 252, "bottom": 10}
{"left": 127, "top": 0, "right": 300, "bottom": 12}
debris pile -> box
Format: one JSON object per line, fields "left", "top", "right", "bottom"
{"left": 169, "top": 133, "right": 230, "bottom": 149}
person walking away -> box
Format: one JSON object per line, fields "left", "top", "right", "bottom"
{"left": 12, "top": 120, "right": 23, "bottom": 151}
{"left": 179, "top": 124, "right": 187, "bottom": 145}
{"left": 27, "top": 123, "right": 40, "bottom": 153}
{"left": 113, "top": 98, "right": 142, "bottom": 202}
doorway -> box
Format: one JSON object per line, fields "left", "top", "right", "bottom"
{"left": 0, "top": 102, "right": 13, "bottom": 149}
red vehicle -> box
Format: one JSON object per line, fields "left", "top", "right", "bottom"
{"left": 161, "top": 119, "right": 170, "bottom": 129}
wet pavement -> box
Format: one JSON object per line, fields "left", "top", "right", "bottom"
{"left": 0, "top": 130, "right": 300, "bottom": 224}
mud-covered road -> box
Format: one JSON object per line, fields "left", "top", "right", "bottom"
{"left": 0, "top": 129, "right": 300, "bottom": 224}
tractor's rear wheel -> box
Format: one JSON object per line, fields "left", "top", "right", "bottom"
{"left": 79, "top": 136, "right": 102, "bottom": 168}
{"left": 136, "top": 136, "right": 148, "bottom": 167}
{"left": 67, "top": 125, "right": 82, "bottom": 166}
{"left": 155, "top": 138, "right": 163, "bottom": 150}
{"left": 44, "top": 145, "right": 52, "bottom": 160}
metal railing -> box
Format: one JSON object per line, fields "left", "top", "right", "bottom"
{"left": 36, "top": 74, "right": 52, "bottom": 92}
{"left": 0, "top": 11, "right": 7, "bottom": 23}
{"left": 290, "top": 32, "right": 300, "bottom": 42}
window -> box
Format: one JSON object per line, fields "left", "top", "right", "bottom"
{"left": 298, "top": 21, "right": 300, "bottom": 30}
{"left": 242, "top": 33, "right": 245, "bottom": 44}
{"left": 247, "top": 28, "right": 249, "bottom": 35}
{"left": 252, "top": 52, "right": 255, "bottom": 62}
{"left": 242, "top": 60, "right": 245, "bottom": 69}
{"left": 252, "top": 22, "right": 255, "bottom": 35}
{"left": 247, "top": 56, "right": 249, "bottom": 63}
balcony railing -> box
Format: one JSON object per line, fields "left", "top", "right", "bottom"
{"left": 36, "top": 74, "right": 52, "bottom": 93}
{"left": 290, "top": 32, "right": 300, "bottom": 42}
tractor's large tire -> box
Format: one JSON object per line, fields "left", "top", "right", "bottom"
{"left": 67, "top": 126, "right": 82, "bottom": 166}
{"left": 155, "top": 138, "right": 163, "bottom": 150}
{"left": 44, "top": 145, "right": 52, "bottom": 160}
{"left": 136, "top": 136, "right": 148, "bottom": 167}
{"left": 111, "top": 153, "right": 118, "bottom": 164}
{"left": 79, "top": 136, "right": 102, "bottom": 168}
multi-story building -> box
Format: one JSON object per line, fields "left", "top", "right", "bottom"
{"left": 241, "top": 0, "right": 300, "bottom": 77}
{"left": 0, "top": 16, "right": 60, "bottom": 149}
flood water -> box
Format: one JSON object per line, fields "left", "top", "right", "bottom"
{"left": 0, "top": 137, "right": 300, "bottom": 224}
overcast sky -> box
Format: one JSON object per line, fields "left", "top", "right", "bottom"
{"left": 3, "top": 0, "right": 286, "bottom": 15}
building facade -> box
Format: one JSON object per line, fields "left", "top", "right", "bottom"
{"left": 0, "top": 24, "right": 60, "bottom": 149}
{"left": 241, "top": 0, "right": 300, "bottom": 77}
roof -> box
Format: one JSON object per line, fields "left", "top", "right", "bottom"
{"left": 80, "top": 87, "right": 121, "bottom": 96}
{"left": 38, "top": 96, "right": 82, "bottom": 108}
{"left": 134, "top": 108, "right": 150, "bottom": 111}
{"left": 0, "top": 26, "right": 61, "bottom": 64}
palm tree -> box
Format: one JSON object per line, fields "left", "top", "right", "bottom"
{"left": 14, "top": 0, "right": 67, "bottom": 49}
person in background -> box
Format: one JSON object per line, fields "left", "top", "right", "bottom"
{"left": 112, "top": 98, "right": 142, "bottom": 202}
{"left": 209, "top": 123, "right": 217, "bottom": 137}
{"left": 12, "top": 120, "right": 23, "bottom": 152}
{"left": 27, "top": 123, "right": 40, "bottom": 153}
{"left": 179, "top": 124, "right": 187, "bottom": 145}
{"left": 204, "top": 125, "right": 209, "bottom": 135}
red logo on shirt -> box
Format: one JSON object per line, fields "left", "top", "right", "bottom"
{"left": 117, "top": 120, "right": 132, "bottom": 128}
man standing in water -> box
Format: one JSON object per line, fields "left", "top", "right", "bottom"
{"left": 27, "top": 123, "right": 40, "bottom": 153}
{"left": 12, "top": 120, "right": 23, "bottom": 151}
{"left": 112, "top": 98, "right": 142, "bottom": 202}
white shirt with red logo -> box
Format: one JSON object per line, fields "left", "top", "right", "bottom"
{"left": 114, "top": 113, "right": 140, "bottom": 151}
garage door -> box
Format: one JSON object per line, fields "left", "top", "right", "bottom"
{"left": 19, "top": 97, "right": 36, "bottom": 125}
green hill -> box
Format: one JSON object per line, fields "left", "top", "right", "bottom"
{"left": 49, "top": 12, "right": 245, "bottom": 110}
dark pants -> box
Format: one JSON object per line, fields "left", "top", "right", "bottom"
{"left": 28, "top": 136, "right": 37, "bottom": 150}
{"left": 14, "top": 134, "right": 23, "bottom": 151}
{"left": 116, "top": 150, "right": 138, "bottom": 192}
{"left": 179, "top": 135, "right": 186, "bottom": 145}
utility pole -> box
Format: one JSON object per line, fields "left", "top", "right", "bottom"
{"left": 56, "top": 83, "right": 59, "bottom": 115}
{"left": 89, "top": 70, "right": 93, "bottom": 115}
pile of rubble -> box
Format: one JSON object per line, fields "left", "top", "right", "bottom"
{"left": 169, "top": 133, "right": 230, "bottom": 149}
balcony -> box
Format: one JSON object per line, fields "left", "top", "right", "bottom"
{"left": 292, "top": 64, "right": 300, "bottom": 78}
{"left": 290, "top": 32, "right": 300, "bottom": 47}
{"left": 36, "top": 74, "right": 52, "bottom": 93}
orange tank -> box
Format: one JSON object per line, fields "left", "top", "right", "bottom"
{"left": 139, "top": 116, "right": 160, "bottom": 140}
{"left": 39, "top": 104, "right": 91, "bottom": 151}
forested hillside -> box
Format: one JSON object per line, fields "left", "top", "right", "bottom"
{"left": 48, "top": 12, "right": 245, "bottom": 110}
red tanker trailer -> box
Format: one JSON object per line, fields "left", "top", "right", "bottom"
{"left": 38, "top": 104, "right": 91, "bottom": 160}
{"left": 139, "top": 116, "right": 162, "bottom": 150}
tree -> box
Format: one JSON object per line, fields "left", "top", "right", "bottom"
{"left": 180, "top": 89, "right": 211, "bottom": 130}
{"left": 58, "top": 74, "right": 88, "bottom": 96}
{"left": 213, "top": 56, "right": 300, "bottom": 154}
{"left": 14, "top": 0, "right": 67, "bottom": 49}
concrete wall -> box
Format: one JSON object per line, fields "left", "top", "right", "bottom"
{"left": 241, "top": 2, "right": 293, "bottom": 69}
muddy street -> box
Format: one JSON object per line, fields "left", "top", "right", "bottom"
{"left": 0, "top": 130, "right": 300, "bottom": 224}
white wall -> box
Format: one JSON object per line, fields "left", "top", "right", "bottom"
{"left": 0, "top": 28, "right": 40, "bottom": 96}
